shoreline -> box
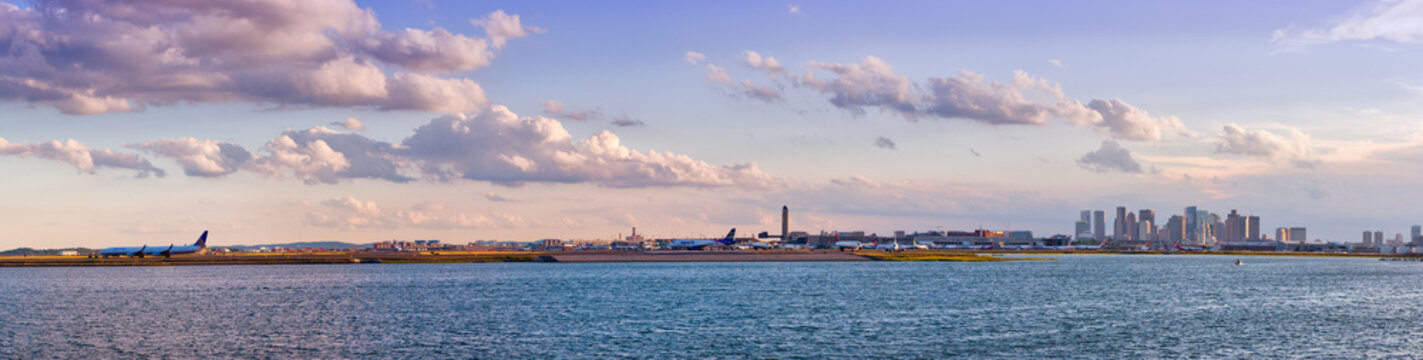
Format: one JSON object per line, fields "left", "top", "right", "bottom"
{"left": 0, "top": 249, "right": 1398, "bottom": 267}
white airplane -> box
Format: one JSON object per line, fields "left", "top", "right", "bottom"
{"left": 666, "top": 229, "right": 736, "bottom": 250}
{"left": 834, "top": 241, "right": 863, "bottom": 251}
{"left": 98, "top": 231, "right": 208, "bottom": 258}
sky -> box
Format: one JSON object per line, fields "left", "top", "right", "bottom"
{"left": 2, "top": 0, "right": 1423, "bottom": 248}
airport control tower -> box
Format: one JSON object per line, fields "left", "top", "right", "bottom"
{"left": 781, "top": 206, "right": 789, "bottom": 242}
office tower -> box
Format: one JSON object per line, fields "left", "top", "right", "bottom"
{"left": 1093, "top": 210, "right": 1105, "bottom": 242}
{"left": 1167, "top": 215, "right": 1185, "bottom": 242}
{"left": 1374, "top": 231, "right": 1384, "bottom": 246}
{"left": 1223, "top": 210, "right": 1241, "bottom": 243}
{"left": 1139, "top": 220, "right": 1154, "bottom": 243}
{"left": 1126, "top": 212, "right": 1137, "bottom": 241}
{"left": 1276, "top": 228, "right": 1289, "bottom": 242}
{"left": 1076, "top": 211, "right": 1092, "bottom": 240}
{"left": 1139, "top": 210, "right": 1155, "bottom": 240}
{"left": 781, "top": 206, "right": 789, "bottom": 242}
{"left": 1290, "top": 227, "right": 1307, "bottom": 243}
{"left": 1245, "top": 215, "right": 1260, "bottom": 241}
{"left": 1185, "top": 206, "right": 1198, "bottom": 244}
{"left": 1114, "top": 207, "right": 1127, "bottom": 241}
{"left": 1413, "top": 225, "right": 1421, "bottom": 244}
{"left": 1363, "top": 231, "right": 1373, "bottom": 246}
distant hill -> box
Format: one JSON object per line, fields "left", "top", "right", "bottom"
{"left": 0, "top": 247, "right": 98, "bottom": 256}
{"left": 218, "top": 241, "right": 372, "bottom": 250}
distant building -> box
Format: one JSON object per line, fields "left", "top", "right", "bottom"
{"left": 1167, "top": 215, "right": 1185, "bottom": 242}
{"left": 1413, "top": 225, "right": 1421, "bottom": 245}
{"left": 1093, "top": 210, "right": 1106, "bottom": 243}
{"left": 1114, "top": 206, "right": 1127, "bottom": 241}
{"left": 1289, "top": 227, "right": 1307, "bottom": 243}
{"left": 1362, "top": 231, "right": 1373, "bottom": 246}
{"left": 1138, "top": 209, "right": 1155, "bottom": 241}
{"left": 1245, "top": 215, "right": 1261, "bottom": 241}
{"left": 1374, "top": 231, "right": 1384, "bottom": 247}
{"left": 1276, "top": 228, "right": 1290, "bottom": 243}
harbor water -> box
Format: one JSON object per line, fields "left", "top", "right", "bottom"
{"left": 2, "top": 255, "right": 1421, "bottom": 358}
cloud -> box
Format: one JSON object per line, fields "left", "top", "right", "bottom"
{"left": 1048, "top": 59, "right": 1063, "bottom": 67}
{"left": 874, "top": 137, "right": 897, "bottom": 150}
{"left": 829, "top": 175, "right": 881, "bottom": 188}
{"left": 469, "top": 10, "right": 544, "bottom": 49}
{"left": 1077, "top": 139, "right": 1144, "bottom": 173}
{"left": 683, "top": 51, "right": 706, "bottom": 65}
{"left": 611, "top": 116, "right": 646, "bottom": 127}
{"left": 541, "top": 100, "right": 601, "bottom": 121}
{"left": 0, "top": 138, "right": 164, "bottom": 177}
{"left": 744, "top": 51, "right": 789, "bottom": 80}
{"left": 306, "top": 196, "right": 531, "bottom": 230}
{"left": 255, "top": 127, "right": 409, "bottom": 184}
{"left": 331, "top": 118, "right": 366, "bottom": 131}
{"left": 1085, "top": 99, "right": 1190, "bottom": 141}
{"left": 799, "top": 56, "right": 917, "bottom": 115}
{"left": 127, "top": 138, "right": 253, "bottom": 177}
{"left": 399, "top": 106, "right": 783, "bottom": 188}
{"left": 1272, "top": 0, "right": 1423, "bottom": 49}
{"left": 485, "top": 192, "right": 511, "bottom": 202}
{"left": 0, "top": 2, "right": 531, "bottom": 114}
{"left": 789, "top": 4, "right": 801, "bottom": 14}
{"left": 1214, "top": 124, "right": 1318, "bottom": 168}
{"left": 23, "top": 106, "right": 782, "bottom": 188}
{"left": 700, "top": 54, "right": 1187, "bottom": 141}
{"left": 705, "top": 65, "right": 784, "bottom": 102}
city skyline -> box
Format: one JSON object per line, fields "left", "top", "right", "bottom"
{"left": 4, "top": 0, "right": 1423, "bottom": 248}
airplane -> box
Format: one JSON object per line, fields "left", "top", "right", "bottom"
{"left": 98, "top": 231, "right": 208, "bottom": 258}
{"left": 666, "top": 229, "right": 736, "bottom": 250}
{"left": 834, "top": 241, "right": 863, "bottom": 251}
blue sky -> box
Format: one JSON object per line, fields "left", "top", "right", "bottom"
{"left": 2, "top": 0, "right": 1422, "bottom": 248}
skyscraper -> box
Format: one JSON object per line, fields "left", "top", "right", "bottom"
{"left": 1276, "top": 228, "right": 1289, "bottom": 242}
{"left": 1093, "top": 210, "right": 1105, "bottom": 242}
{"left": 1138, "top": 209, "right": 1155, "bottom": 241}
{"left": 1075, "top": 211, "right": 1092, "bottom": 241}
{"left": 1115, "top": 206, "right": 1127, "bottom": 241}
{"left": 1362, "top": 231, "right": 1373, "bottom": 246}
{"left": 1224, "top": 210, "right": 1244, "bottom": 243}
{"left": 1125, "top": 212, "right": 1137, "bottom": 241}
{"left": 1184, "top": 206, "right": 1198, "bottom": 244}
{"left": 1245, "top": 215, "right": 1260, "bottom": 241}
{"left": 1412, "top": 225, "right": 1421, "bottom": 244}
{"left": 1290, "top": 227, "right": 1307, "bottom": 243}
{"left": 1374, "top": 231, "right": 1384, "bottom": 246}
{"left": 1167, "top": 215, "right": 1185, "bottom": 242}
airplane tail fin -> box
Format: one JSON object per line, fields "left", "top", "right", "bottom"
{"left": 194, "top": 231, "right": 208, "bottom": 248}
{"left": 720, "top": 228, "right": 736, "bottom": 245}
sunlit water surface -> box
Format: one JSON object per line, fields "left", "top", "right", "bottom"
{"left": 2, "top": 255, "right": 1421, "bottom": 358}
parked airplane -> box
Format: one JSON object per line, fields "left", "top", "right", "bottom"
{"left": 666, "top": 229, "right": 736, "bottom": 250}
{"left": 834, "top": 241, "right": 863, "bottom": 251}
{"left": 98, "top": 231, "right": 208, "bottom": 258}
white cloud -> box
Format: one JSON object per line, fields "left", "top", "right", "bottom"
{"left": 307, "top": 196, "right": 532, "bottom": 230}
{"left": 1215, "top": 124, "right": 1318, "bottom": 167}
{"left": 683, "top": 51, "right": 706, "bottom": 65}
{"left": 1048, "top": 59, "right": 1063, "bottom": 67}
{"left": 331, "top": 118, "right": 366, "bottom": 131}
{"left": 789, "top": 4, "right": 801, "bottom": 14}
{"left": 1273, "top": 0, "right": 1423, "bottom": 49}
{"left": 0, "top": 2, "right": 526, "bottom": 114}
{"left": 0, "top": 138, "right": 163, "bottom": 177}
{"left": 700, "top": 53, "right": 1188, "bottom": 141}
{"left": 799, "top": 56, "right": 917, "bottom": 115}
{"left": 1077, "top": 139, "right": 1144, "bottom": 173}
{"left": 127, "top": 138, "right": 253, "bottom": 177}
{"left": 470, "top": 9, "right": 544, "bottom": 49}
{"left": 400, "top": 106, "right": 784, "bottom": 188}
{"left": 705, "top": 65, "right": 784, "bottom": 102}
{"left": 744, "top": 51, "right": 789, "bottom": 80}
{"left": 1085, "top": 99, "right": 1190, "bottom": 141}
